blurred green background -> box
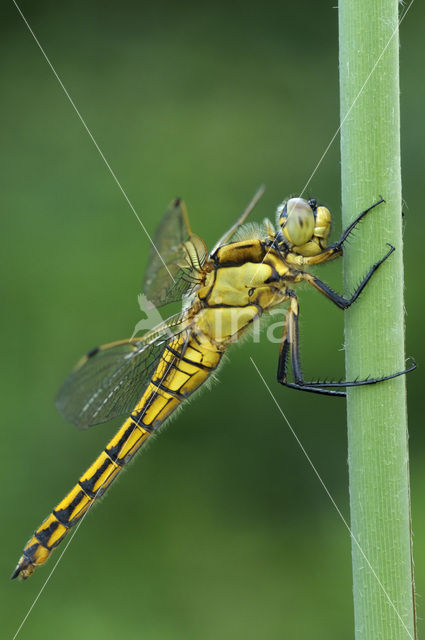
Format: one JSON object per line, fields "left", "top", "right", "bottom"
{"left": 1, "top": 1, "right": 424, "bottom": 638}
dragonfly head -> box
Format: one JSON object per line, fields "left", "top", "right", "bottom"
{"left": 276, "top": 197, "right": 331, "bottom": 256}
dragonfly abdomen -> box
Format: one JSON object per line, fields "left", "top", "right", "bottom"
{"left": 12, "top": 332, "right": 222, "bottom": 579}
{"left": 11, "top": 415, "right": 153, "bottom": 580}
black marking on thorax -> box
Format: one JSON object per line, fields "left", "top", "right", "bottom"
{"left": 197, "top": 268, "right": 217, "bottom": 302}
{"left": 234, "top": 243, "right": 255, "bottom": 250}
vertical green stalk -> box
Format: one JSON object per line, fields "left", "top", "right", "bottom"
{"left": 339, "top": 1, "right": 415, "bottom": 638}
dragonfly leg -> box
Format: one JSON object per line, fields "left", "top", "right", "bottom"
{"left": 302, "top": 243, "right": 395, "bottom": 310}
{"left": 276, "top": 308, "right": 290, "bottom": 383}
{"left": 277, "top": 292, "right": 416, "bottom": 397}
{"left": 335, "top": 196, "right": 385, "bottom": 247}
{"left": 297, "top": 197, "right": 386, "bottom": 267}
{"left": 210, "top": 185, "right": 265, "bottom": 255}
{"left": 277, "top": 293, "right": 346, "bottom": 396}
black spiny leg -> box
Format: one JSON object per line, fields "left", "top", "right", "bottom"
{"left": 302, "top": 243, "right": 395, "bottom": 310}
{"left": 322, "top": 197, "right": 387, "bottom": 260}
{"left": 277, "top": 292, "right": 416, "bottom": 397}
{"left": 335, "top": 197, "right": 385, "bottom": 247}
{"left": 294, "top": 197, "right": 387, "bottom": 267}
{"left": 277, "top": 311, "right": 290, "bottom": 383}
{"left": 277, "top": 293, "right": 346, "bottom": 397}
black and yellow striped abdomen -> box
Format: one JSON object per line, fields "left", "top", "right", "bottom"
{"left": 12, "top": 332, "right": 222, "bottom": 579}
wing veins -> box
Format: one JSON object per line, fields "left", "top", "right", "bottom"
{"left": 56, "top": 313, "right": 191, "bottom": 429}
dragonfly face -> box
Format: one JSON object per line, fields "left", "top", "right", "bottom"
{"left": 277, "top": 197, "right": 332, "bottom": 257}
{"left": 12, "top": 192, "right": 414, "bottom": 580}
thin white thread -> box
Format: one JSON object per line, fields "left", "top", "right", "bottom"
{"left": 250, "top": 357, "right": 414, "bottom": 640}
{"left": 11, "top": 0, "right": 174, "bottom": 283}
{"left": 10, "top": 0, "right": 415, "bottom": 636}
{"left": 11, "top": 503, "right": 94, "bottom": 640}
{"left": 10, "top": 333, "right": 183, "bottom": 640}
{"left": 299, "top": 0, "right": 415, "bottom": 199}
{"left": 250, "top": 0, "right": 415, "bottom": 285}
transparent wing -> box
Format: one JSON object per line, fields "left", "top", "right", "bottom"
{"left": 56, "top": 312, "right": 189, "bottom": 429}
{"left": 210, "top": 185, "right": 265, "bottom": 254}
{"left": 142, "top": 198, "right": 208, "bottom": 308}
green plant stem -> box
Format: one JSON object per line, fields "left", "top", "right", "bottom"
{"left": 339, "top": 1, "right": 415, "bottom": 638}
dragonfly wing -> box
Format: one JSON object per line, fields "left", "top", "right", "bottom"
{"left": 142, "top": 199, "right": 208, "bottom": 308}
{"left": 56, "top": 312, "right": 189, "bottom": 429}
{"left": 210, "top": 185, "right": 265, "bottom": 255}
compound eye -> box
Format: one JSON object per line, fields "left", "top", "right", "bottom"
{"left": 280, "top": 198, "right": 315, "bottom": 246}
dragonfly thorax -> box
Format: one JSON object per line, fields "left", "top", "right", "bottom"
{"left": 192, "top": 251, "right": 291, "bottom": 347}
{"left": 200, "top": 261, "right": 280, "bottom": 308}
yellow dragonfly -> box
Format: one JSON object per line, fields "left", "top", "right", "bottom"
{"left": 12, "top": 191, "right": 414, "bottom": 580}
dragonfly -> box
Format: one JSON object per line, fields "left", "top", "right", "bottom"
{"left": 12, "top": 189, "right": 414, "bottom": 580}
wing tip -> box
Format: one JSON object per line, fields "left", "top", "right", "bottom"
{"left": 86, "top": 346, "right": 100, "bottom": 359}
